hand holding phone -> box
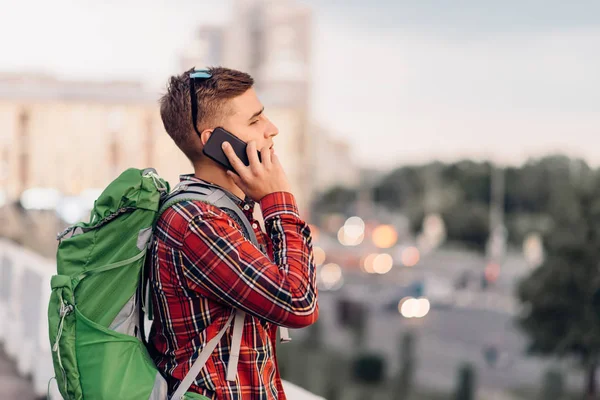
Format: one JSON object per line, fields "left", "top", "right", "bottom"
{"left": 202, "top": 127, "right": 260, "bottom": 172}
{"left": 204, "top": 128, "right": 291, "bottom": 201}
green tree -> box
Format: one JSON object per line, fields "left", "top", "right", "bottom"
{"left": 440, "top": 203, "right": 489, "bottom": 250}
{"left": 367, "top": 155, "right": 592, "bottom": 251}
{"left": 516, "top": 169, "right": 600, "bottom": 400}
{"left": 372, "top": 166, "right": 425, "bottom": 211}
{"left": 539, "top": 368, "right": 565, "bottom": 400}
{"left": 440, "top": 160, "right": 491, "bottom": 204}
{"left": 505, "top": 156, "right": 590, "bottom": 245}
{"left": 311, "top": 186, "right": 358, "bottom": 217}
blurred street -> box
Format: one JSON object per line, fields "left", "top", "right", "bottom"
{"left": 295, "top": 245, "right": 582, "bottom": 396}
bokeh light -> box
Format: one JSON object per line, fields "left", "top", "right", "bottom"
{"left": 337, "top": 216, "right": 365, "bottom": 246}
{"left": 485, "top": 262, "right": 500, "bottom": 283}
{"left": 319, "top": 263, "right": 344, "bottom": 290}
{"left": 400, "top": 298, "right": 417, "bottom": 318}
{"left": 361, "top": 253, "right": 378, "bottom": 274}
{"left": 399, "top": 297, "right": 431, "bottom": 318}
{"left": 344, "top": 216, "right": 365, "bottom": 236}
{"left": 415, "top": 298, "right": 431, "bottom": 318}
{"left": 308, "top": 224, "right": 321, "bottom": 243}
{"left": 313, "top": 246, "right": 326, "bottom": 266}
{"left": 338, "top": 226, "right": 364, "bottom": 246}
{"left": 372, "top": 224, "right": 398, "bottom": 249}
{"left": 398, "top": 297, "right": 413, "bottom": 314}
{"left": 373, "top": 253, "right": 393, "bottom": 274}
{"left": 401, "top": 246, "right": 420, "bottom": 267}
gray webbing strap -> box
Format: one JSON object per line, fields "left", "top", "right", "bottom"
{"left": 226, "top": 311, "right": 246, "bottom": 381}
{"left": 204, "top": 187, "right": 226, "bottom": 205}
{"left": 173, "top": 181, "right": 260, "bottom": 248}
{"left": 171, "top": 312, "right": 236, "bottom": 400}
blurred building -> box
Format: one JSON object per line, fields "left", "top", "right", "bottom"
{"left": 312, "top": 126, "right": 360, "bottom": 194}
{"left": 0, "top": 0, "right": 316, "bottom": 224}
{"left": 181, "top": 0, "right": 314, "bottom": 217}
{"left": 0, "top": 73, "right": 193, "bottom": 256}
{"left": 0, "top": 72, "right": 190, "bottom": 200}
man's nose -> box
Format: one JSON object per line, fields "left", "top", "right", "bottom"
{"left": 266, "top": 120, "right": 279, "bottom": 138}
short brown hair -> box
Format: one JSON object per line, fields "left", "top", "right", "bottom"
{"left": 159, "top": 66, "right": 254, "bottom": 162}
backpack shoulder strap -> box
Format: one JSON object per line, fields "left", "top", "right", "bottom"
{"left": 157, "top": 181, "right": 260, "bottom": 247}
{"left": 170, "top": 311, "right": 238, "bottom": 400}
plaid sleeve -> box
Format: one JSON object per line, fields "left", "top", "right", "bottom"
{"left": 180, "top": 193, "right": 319, "bottom": 329}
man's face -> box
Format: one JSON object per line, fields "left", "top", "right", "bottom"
{"left": 219, "top": 88, "right": 279, "bottom": 151}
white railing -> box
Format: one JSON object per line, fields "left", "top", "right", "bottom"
{"left": 0, "top": 238, "right": 59, "bottom": 398}
{"left": 0, "top": 239, "right": 324, "bottom": 400}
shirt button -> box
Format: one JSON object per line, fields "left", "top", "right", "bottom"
{"left": 243, "top": 204, "right": 250, "bottom": 211}
{"left": 252, "top": 223, "right": 258, "bottom": 229}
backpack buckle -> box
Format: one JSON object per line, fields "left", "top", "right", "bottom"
{"left": 60, "top": 303, "right": 74, "bottom": 317}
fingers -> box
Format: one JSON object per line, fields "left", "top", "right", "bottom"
{"left": 246, "top": 141, "right": 261, "bottom": 167}
{"left": 260, "top": 145, "right": 272, "bottom": 168}
{"left": 222, "top": 142, "right": 247, "bottom": 175}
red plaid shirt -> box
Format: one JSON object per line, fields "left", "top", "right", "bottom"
{"left": 148, "top": 175, "right": 319, "bottom": 399}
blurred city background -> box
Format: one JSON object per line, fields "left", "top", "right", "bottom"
{"left": 1, "top": 0, "right": 600, "bottom": 399}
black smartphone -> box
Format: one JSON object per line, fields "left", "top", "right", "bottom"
{"left": 202, "top": 127, "right": 261, "bottom": 172}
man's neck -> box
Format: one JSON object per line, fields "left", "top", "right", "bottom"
{"left": 193, "top": 161, "right": 246, "bottom": 201}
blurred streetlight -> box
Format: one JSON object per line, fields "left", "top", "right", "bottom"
{"left": 372, "top": 224, "right": 398, "bottom": 249}
{"left": 486, "top": 163, "right": 506, "bottom": 271}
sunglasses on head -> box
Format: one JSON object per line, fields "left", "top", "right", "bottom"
{"left": 189, "top": 69, "right": 212, "bottom": 137}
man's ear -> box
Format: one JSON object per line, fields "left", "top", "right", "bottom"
{"left": 199, "top": 129, "right": 213, "bottom": 146}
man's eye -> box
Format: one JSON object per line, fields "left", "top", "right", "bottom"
{"left": 250, "top": 120, "right": 258, "bottom": 125}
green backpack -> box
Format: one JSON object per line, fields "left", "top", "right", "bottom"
{"left": 47, "top": 168, "right": 282, "bottom": 400}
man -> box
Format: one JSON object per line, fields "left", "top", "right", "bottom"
{"left": 149, "top": 66, "right": 319, "bottom": 400}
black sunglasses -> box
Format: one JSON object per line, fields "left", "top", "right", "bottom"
{"left": 189, "top": 69, "right": 212, "bottom": 137}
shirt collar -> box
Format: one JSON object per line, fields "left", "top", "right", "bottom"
{"left": 179, "top": 174, "right": 255, "bottom": 211}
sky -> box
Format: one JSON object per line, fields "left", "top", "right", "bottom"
{"left": 0, "top": 0, "right": 598, "bottom": 170}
